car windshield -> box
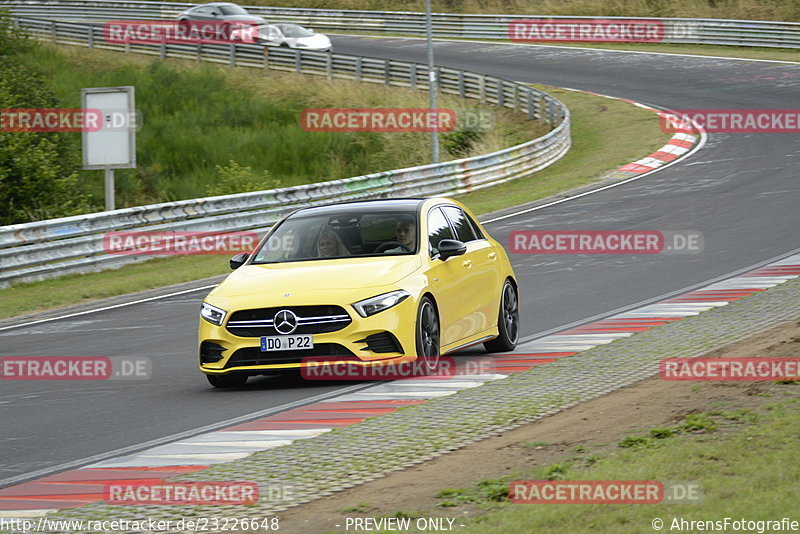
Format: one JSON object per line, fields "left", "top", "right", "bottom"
{"left": 278, "top": 24, "right": 314, "bottom": 38}
{"left": 251, "top": 211, "right": 418, "bottom": 263}
{"left": 219, "top": 5, "right": 249, "bottom": 15}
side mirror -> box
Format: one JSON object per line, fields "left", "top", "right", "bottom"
{"left": 230, "top": 252, "right": 249, "bottom": 270}
{"left": 438, "top": 239, "right": 467, "bottom": 260}
{"left": 210, "top": 11, "right": 219, "bottom": 16}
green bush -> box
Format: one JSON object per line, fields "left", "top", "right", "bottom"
{"left": 0, "top": 15, "right": 89, "bottom": 224}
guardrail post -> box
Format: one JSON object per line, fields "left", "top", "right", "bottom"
{"left": 497, "top": 80, "right": 505, "bottom": 108}
{"left": 355, "top": 57, "right": 362, "bottom": 82}
{"left": 295, "top": 50, "right": 301, "bottom": 74}
{"left": 229, "top": 44, "right": 236, "bottom": 67}
{"left": 263, "top": 46, "right": 269, "bottom": 69}
{"left": 458, "top": 71, "right": 465, "bottom": 98}
{"left": 384, "top": 60, "right": 391, "bottom": 86}
{"left": 87, "top": 25, "right": 94, "bottom": 48}
{"left": 326, "top": 52, "right": 333, "bottom": 80}
{"left": 197, "top": 44, "right": 203, "bottom": 63}
{"left": 50, "top": 21, "right": 57, "bottom": 44}
{"left": 478, "top": 75, "right": 486, "bottom": 104}
{"left": 410, "top": 64, "right": 417, "bottom": 89}
{"left": 160, "top": 41, "right": 166, "bottom": 59}
{"left": 512, "top": 84, "right": 519, "bottom": 110}
{"left": 547, "top": 99, "right": 556, "bottom": 125}
{"left": 527, "top": 91, "right": 535, "bottom": 120}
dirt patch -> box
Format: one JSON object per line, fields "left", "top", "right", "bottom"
{"left": 275, "top": 319, "right": 800, "bottom": 534}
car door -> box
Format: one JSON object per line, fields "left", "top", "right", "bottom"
{"left": 441, "top": 205, "right": 501, "bottom": 337}
{"left": 191, "top": 6, "right": 216, "bottom": 22}
{"left": 424, "top": 206, "right": 474, "bottom": 349}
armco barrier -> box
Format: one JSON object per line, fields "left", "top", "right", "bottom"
{"left": 0, "top": 16, "right": 570, "bottom": 287}
{"left": 1, "top": 0, "right": 798, "bottom": 48}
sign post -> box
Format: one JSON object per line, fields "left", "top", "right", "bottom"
{"left": 81, "top": 86, "right": 136, "bottom": 211}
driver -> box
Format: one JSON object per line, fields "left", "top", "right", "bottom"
{"left": 383, "top": 218, "right": 416, "bottom": 254}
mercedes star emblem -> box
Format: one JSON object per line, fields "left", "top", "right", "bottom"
{"left": 273, "top": 309, "right": 299, "bottom": 335}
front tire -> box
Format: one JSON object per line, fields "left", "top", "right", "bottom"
{"left": 415, "top": 296, "right": 440, "bottom": 370}
{"left": 206, "top": 373, "right": 248, "bottom": 388}
{"left": 484, "top": 280, "right": 519, "bottom": 353}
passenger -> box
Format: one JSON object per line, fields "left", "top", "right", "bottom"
{"left": 317, "top": 228, "right": 348, "bottom": 257}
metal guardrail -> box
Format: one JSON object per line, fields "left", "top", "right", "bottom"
{"left": 1, "top": 0, "right": 799, "bottom": 48}
{"left": 0, "top": 15, "right": 570, "bottom": 287}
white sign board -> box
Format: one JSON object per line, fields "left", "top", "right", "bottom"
{"left": 82, "top": 86, "right": 136, "bottom": 169}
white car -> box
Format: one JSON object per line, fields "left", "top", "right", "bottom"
{"left": 259, "top": 24, "right": 332, "bottom": 52}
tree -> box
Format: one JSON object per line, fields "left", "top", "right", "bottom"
{"left": 0, "top": 14, "right": 89, "bottom": 225}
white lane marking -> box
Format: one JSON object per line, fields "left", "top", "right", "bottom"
{"left": 384, "top": 381, "right": 485, "bottom": 388}
{"left": 172, "top": 441, "right": 295, "bottom": 449}
{"left": 216, "top": 429, "right": 331, "bottom": 437}
{"left": 139, "top": 453, "right": 253, "bottom": 460}
{"left": 0, "top": 284, "right": 217, "bottom": 332}
{"left": 0, "top": 510, "right": 58, "bottom": 518}
{"left": 548, "top": 333, "right": 634, "bottom": 339}
{"left": 0, "top": 383, "right": 371, "bottom": 489}
{"left": 770, "top": 256, "right": 800, "bottom": 265}
{"left": 335, "top": 391, "right": 458, "bottom": 399}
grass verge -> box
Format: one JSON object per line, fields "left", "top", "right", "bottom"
{"left": 428, "top": 391, "right": 800, "bottom": 534}
{"left": 0, "top": 84, "right": 670, "bottom": 320}
{"left": 18, "top": 43, "right": 541, "bottom": 210}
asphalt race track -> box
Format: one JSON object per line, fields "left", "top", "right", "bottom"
{"left": 1, "top": 35, "right": 799, "bottom": 486}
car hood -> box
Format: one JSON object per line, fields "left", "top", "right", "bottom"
{"left": 208, "top": 255, "right": 421, "bottom": 301}
{"left": 297, "top": 33, "right": 330, "bottom": 46}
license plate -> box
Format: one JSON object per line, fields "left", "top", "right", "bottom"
{"left": 260, "top": 335, "right": 314, "bottom": 352}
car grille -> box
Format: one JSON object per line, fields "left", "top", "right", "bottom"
{"left": 224, "top": 344, "right": 356, "bottom": 368}
{"left": 226, "top": 305, "right": 352, "bottom": 337}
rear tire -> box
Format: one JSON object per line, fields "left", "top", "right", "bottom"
{"left": 484, "top": 280, "right": 519, "bottom": 353}
{"left": 206, "top": 373, "right": 248, "bottom": 388}
{"left": 415, "top": 296, "right": 440, "bottom": 370}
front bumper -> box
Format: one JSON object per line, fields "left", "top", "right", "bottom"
{"left": 198, "top": 297, "right": 417, "bottom": 375}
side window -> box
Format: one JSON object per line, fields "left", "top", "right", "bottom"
{"left": 427, "top": 208, "right": 455, "bottom": 257}
{"left": 442, "top": 206, "right": 478, "bottom": 243}
{"left": 466, "top": 212, "right": 484, "bottom": 240}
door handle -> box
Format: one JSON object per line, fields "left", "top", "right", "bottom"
{"left": 462, "top": 259, "right": 472, "bottom": 268}
{"left": 488, "top": 252, "right": 497, "bottom": 261}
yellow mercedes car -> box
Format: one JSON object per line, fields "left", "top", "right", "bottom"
{"left": 198, "top": 198, "right": 519, "bottom": 388}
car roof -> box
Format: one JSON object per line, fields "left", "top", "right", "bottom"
{"left": 191, "top": 2, "right": 240, "bottom": 8}
{"left": 290, "top": 198, "right": 428, "bottom": 217}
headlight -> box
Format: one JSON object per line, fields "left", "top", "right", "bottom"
{"left": 353, "top": 290, "right": 410, "bottom": 318}
{"left": 200, "top": 302, "right": 227, "bottom": 326}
